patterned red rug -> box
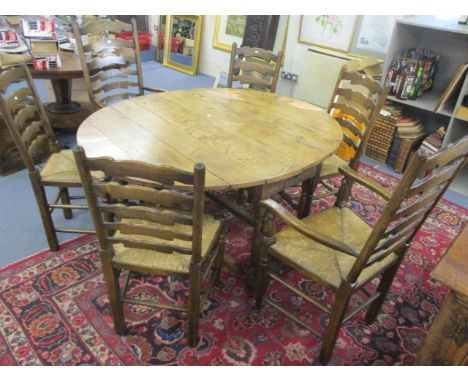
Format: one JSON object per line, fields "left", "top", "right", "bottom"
{"left": 0, "top": 164, "right": 466, "bottom": 365}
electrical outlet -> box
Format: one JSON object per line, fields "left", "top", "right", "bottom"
{"left": 281, "top": 71, "right": 298, "bottom": 82}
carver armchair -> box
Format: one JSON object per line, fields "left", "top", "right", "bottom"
{"left": 255, "top": 136, "right": 468, "bottom": 364}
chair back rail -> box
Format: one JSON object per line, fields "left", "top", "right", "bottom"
{"left": 72, "top": 18, "right": 144, "bottom": 110}
{"left": 327, "top": 66, "right": 389, "bottom": 168}
{"left": 0, "top": 63, "right": 57, "bottom": 171}
{"left": 73, "top": 147, "right": 206, "bottom": 263}
{"left": 227, "top": 42, "right": 283, "bottom": 93}
{"left": 346, "top": 136, "right": 468, "bottom": 283}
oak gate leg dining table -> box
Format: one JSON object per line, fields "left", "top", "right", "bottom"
{"left": 76, "top": 88, "right": 343, "bottom": 278}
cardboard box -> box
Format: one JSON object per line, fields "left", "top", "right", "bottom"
{"left": 30, "top": 39, "right": 61, "bottom": 70}
{"left": 0, "top": 30, "right": 19, "bottom": 49}
{"left": 21, "top": 17, "right": 56, "bottom": 39}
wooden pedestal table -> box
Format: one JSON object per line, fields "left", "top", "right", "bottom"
{"left": 77, "top": 88, "right": 342, "bottom": 275}
{"left": 30, "top": 51, "right": 93, "bottom": 131}
{"left": 416, "top": 225, "right": 468, "bottom": 365}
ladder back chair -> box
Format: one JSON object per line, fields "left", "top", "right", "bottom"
{"left": 0, "top": 63, "right": 97, "bottom": 251}
{"left": 73, "top": 147, "right": 226, "bottom": 346}
{"left": 295, "top": 66, "right": 389, "bottom": 218}
{"left": 72, "top": 18, "right": 164, "bottom": 111}
{"left": 227, "top": 42, "right": 283, "bottom": 93}
{"left": 255, "top": 136, "right": 468, "bottom": 364}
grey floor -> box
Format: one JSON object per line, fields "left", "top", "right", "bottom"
{"left": 0, "top": 60, "right": 467, "bottom": 269}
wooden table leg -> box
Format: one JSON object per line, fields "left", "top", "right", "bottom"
{"left": 47, "top": 79, "right": 82, "bottom": 114}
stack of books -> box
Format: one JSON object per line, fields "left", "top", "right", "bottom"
{"left": 419, "top": 126, "right": 446, "bottom": 156}
{"left": 391, "top": 116, "right": 425, "bottom": 173}
{"left": 366, "top": 102, "right": 404, "bottom": 163}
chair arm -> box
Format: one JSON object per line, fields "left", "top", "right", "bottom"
{"left": 261, "top": 199, "right": 359, "bottom": 258}
{"left": 143, "top": 86, "right": 167, "bottom": 93}
{"left": 338, "top": 165, "right": 392, "bottom": 201}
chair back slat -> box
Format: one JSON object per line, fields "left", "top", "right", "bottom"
{"left": 98, "top": 92, "right": 140, "bottom": 106}
{"left": 90, "top": 67, "right": 138, "bottom": 82}
{"left": 13, "top": 104, "right": 38, "bottom": 129}
{"left": 327, "top": 66, "right": 389, "bottom": 167}
{"left": 83, "top": 38, "right": 134, "bottom": 53}
{"left": 345, "top": 136, "right": 468, "bottom": 283}
{"left": 0, "top": 63, "right": 57, "bottom": 171}
{"left": 98, "top": 203, "right": 194, "bottom": 226}
{"left": 92, "top": 80, "right": 139, "bottom": 95}
{"left": 78, "top": 18, "right": 133, "bottom": 35}
{"left": 232, "top": 74, "right": 271, "bottom": 90}
{"left": 0, "top": 66, "right": 25, "bottom": 92}
{"left": 5, "top": 87, "right": 34, "bottom": 110}
{"left": 73, "top": 18, "right": 144, "bottom": 110}
{"left": 341, "top": 71, "right": 383, "bottom": 93}
{"left": 84, "top": 156, "right": 195, "bottom": 185}
{"left": 103, "top": 222, "right": 193, "bottom": 241}
{"left": 74, "top": 147, "right": 206, "bottom": 263}
{"left": 91, "top": 182, "right": 194, "bottom": 209}
{"left": 227, "top": 42, "right": 283, "bottom": 93}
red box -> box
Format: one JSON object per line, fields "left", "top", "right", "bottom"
{"left": 115, "top": 31, "right": 152, "bottom": 50}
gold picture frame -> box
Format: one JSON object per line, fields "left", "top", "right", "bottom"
{"left": 163, "top": 15, "right": 203, "bottom": 76}
{"left": 212, "top": 15, "right": 246, "bottom": 52}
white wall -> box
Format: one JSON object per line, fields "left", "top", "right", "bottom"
{"left": 148, "top": 15, "right": 354, "bottom": 97}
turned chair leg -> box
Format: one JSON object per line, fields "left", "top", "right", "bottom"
{"left": 319, "top": 284, "right": 353, "bottom": 365}
{"left": 297, "top": 165, "right": 321, "bottom": 219}
{"left": 60, "top": 187, "right": 73, "bottom": 219}
{"left": 100, "top": 252, "right": 126, "bottom": 335}
{"left": 365, "top": 261, "right": 402, "bottom": 325}
{"left": 187, "top": 264, "right": 202, "bottom": 347}
{"left": 29, "top": 172, "right": 59, "bottom": 252}
{"left": 213, "top": 231, "right": 226, "bottom": 284}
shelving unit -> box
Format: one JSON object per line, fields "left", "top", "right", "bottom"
{"left": 380, "top": 16, "right": 468, "bottom": 196}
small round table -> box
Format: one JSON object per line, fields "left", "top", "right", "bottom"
{"left": 77, "top": 88, "right": 343, "bottom": 267}
{"left": 30, "top": 51, "right": 92, "bottom": 130}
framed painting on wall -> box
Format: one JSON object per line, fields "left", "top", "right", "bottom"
{"left": 212, "top": 15, "right": 247, "bottom": 52}
{"left": 299, "top": 15, "right": 357, "bottom": 53}
{"left": 349, "top": 15, "right": 403, "bottom": 59}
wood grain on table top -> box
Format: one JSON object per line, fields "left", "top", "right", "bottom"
{"left": 77, "top": 88, "right": 343, "bottom": 190}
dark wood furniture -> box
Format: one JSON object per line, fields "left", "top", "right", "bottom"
{"left": 29, "top": 51, "right": 93, "bottom": 131}
{"left": 416, "top": 225, "right": 468, "bottom": 365}
{"left": 241, "top": 16, "right": 280, "bottom": 51}
{"left": 72, "top": 18, "right": 164, "bottom": 111}
{"left": 228, "top": 43, "right": 283, "bottom": 93}
{"left": 0, "top": 63, "right": 97, "bottom": 251}
{"left": 73, "top": 147, "right": 226, "bottom": 347}
{"left": 76, "top": 88, "right": 342, "bottom": 272}
{"left": 294, "top": 67, "right": 389, "bottom": 218}
{"left": 255, "top": 136, "right": 468, "bottom": 364}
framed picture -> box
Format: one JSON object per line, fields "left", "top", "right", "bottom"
{"left": 212, "top": 15, "right": 247, "bottom": 52}
{"left": 349, "top": 15, "right": 403, "bottom": 59}
{"left": 299, "top": 15, "right": 357, "bottom": 53}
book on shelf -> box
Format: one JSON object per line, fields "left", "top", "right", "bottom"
{"left": 394, "top": 136, "right": 424, "bottom": 173}
{"left": 434, "top": 62, "right": 468, "bottom": 113}
{"left": 387, "top": 135, "right": 402, "bottom": 168}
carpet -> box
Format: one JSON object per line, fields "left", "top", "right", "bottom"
{"left": 0, "top": 164, "right": 466, "bottom": 365}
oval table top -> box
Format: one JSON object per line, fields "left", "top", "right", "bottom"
{"left": 77, "top": 88, "right": 343, "bottom": 190}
